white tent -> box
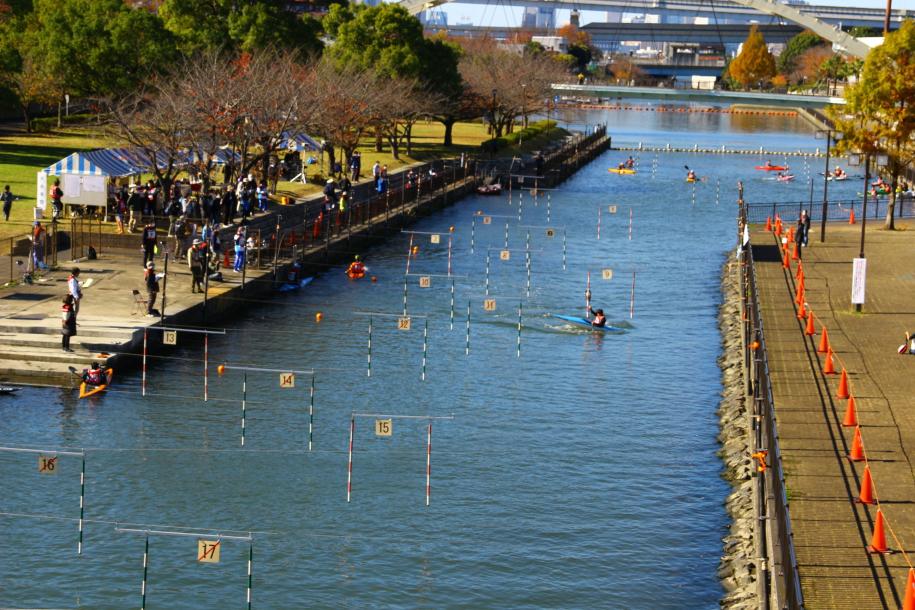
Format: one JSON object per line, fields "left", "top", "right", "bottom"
{"left": 37, "top": 150, "right": 145, "bottom": 212}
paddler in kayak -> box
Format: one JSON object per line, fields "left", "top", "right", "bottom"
{"left": 588, "top": 307, "right": 606, "bottom": 328}
{"left": 833, "top": 166, "right": 847, "bottom": 179}
{"left": 625, "top": 156, "right": 635, "bottom": 169}
{"left": 764, "top": 159, "right": 774, "bottom": 169}
{"left": 686, "top": 169, "right": 697, "bottom": 182}
{"left": 346, "top": 255, "right": 365, "bottom": 279}
{"left": 82, "top": 362, "right": 103, "bottom": 386}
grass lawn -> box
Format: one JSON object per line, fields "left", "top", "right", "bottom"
{"left": 0, "top": 119, "right": 568, "bottom": 243}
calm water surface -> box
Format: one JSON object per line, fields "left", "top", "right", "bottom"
{"left": 0, "top": 107, "right": 852, "bottom": 608}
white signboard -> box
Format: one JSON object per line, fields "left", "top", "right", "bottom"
{"left": 36, "top": 172, "right": 47, "bottom": 211}
{"left": 851, "top": 258, "right": 866, "bottom": 305}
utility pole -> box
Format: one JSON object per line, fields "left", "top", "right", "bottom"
{"left": 884, "top": 0, "right": 892, "bottom": 36}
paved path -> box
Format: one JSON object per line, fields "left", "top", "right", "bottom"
{"left": 752, "top": 219, "right": 915, "bottom": 609}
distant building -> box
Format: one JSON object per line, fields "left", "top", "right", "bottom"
{"left": 420, "top": 9, "right": 448, "bottom": 26}
{"left": 532, "top": 36, "right": 568, "bottom": 53}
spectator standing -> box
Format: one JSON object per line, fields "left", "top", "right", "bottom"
{"left": 141, "top": 221, "right": 157, "bottom": 268}
{"left": 1, "top": 185, "right": 15, "bottom": 221}
{"left": 233, "top": 226, "right": 246, "bottom": 272}
{"left": 187, "top": 239, "right": 205, "bottom": 293}
{"left": 222, "top": 188, "right": 236, "bottom": 225}
{"left": 30, "top": 221, "right": 46, "bottom": 272}
{"left": 67, "top": 267, "right": 82, "bottom": 314}
{"left": 256, "top": 181, "right": 269, "bottom": 213}
{"left": 50, "top": 179, "right": 64, "bottom": 220}
{"left": 372, "top": 161, "right": 381, "bottom": 188}
{"left": 61, "top": 294, "right": 76, "bottom": 352}
{"left": 126, "top": 187, "right": 143, "bottom": 232}
{"left": 114, "top": 186, "right": 126, "bottom": 234}
{"left": 795, "top": 210, "right": 810, "bottom": 258}
{"left": 350, "top": 150, "right": 362, "bottom": 181}
{"left": 144, "top": 261, "right": 159, "bottom": 317}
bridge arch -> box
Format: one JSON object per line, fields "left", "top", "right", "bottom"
{"left": 400, "top": 0, "right": 872, "bottom": 58}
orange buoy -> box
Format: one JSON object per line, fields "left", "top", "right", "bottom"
{"left": 371, "top": 276, "right": 377, "bottom": 282}
{"left": 837, "top": 367, "right": 850, "bottom": 399}
{"left": 849, "top": 425, "right": 865, "bottom": 461}
{"left": 867, "top": 509, "right": 890, "bottom": 554}
{"left": 217, "top": 364, "right": 226, "bottom": 376}
{"left": 449, "top": 226, "right": 455, "bottom": 233}
{"left": 842, "top": 395, "right": 858, "bottom": 426}
{"left": 805, "top": 311, "right": 816, "bottom": 335}
{"left": 315, "top": 312, "right": 323, "bottom": 322}
{"left": 817, "top": 326, "right": 830, "bottom": 354}
{"left": 750, "top": 340, "right": 760, "bottom": 351}
{"left": 823, "top": 349, "right": 836, "bottom": 374}
{"left": 412, "top": 246, "right": 419, "bottom": 255}
{"left": 856, "top": 466, "right": 876, "bottom": 505}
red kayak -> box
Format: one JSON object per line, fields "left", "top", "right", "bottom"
{"left": 755, "top": 165, "right": 789, "bottom": 171}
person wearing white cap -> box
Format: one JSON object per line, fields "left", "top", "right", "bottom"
{"left": 187, "top": 238, "right": 205, "bottom": 293}
{"left": 144, "top": 261, "right": 160, "bottom": 317}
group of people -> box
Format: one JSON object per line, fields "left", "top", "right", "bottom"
{"left": 616, "top": 156, "right": 635, "bottom": 171}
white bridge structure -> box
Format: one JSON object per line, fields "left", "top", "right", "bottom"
{"left": 551, "top": 83, "right": 847, "bottom": 109}
{"left": 402, "top": 0, "right": 886, "bottom": 58}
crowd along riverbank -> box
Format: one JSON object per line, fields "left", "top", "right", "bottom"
{"left": 0, "top": 127, "right": 610, "bottom": 387}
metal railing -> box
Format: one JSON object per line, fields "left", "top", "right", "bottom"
{"left": 738, "top": 186, "right": 804, "bottom": 609}
{"left": 745, "top": 195, "right": 915, "bottom": 225}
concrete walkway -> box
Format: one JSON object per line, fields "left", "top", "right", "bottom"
{"left": 752, "top": 219, "right": 915, "bottom": 609}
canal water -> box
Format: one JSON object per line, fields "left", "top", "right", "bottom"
{"left": 0, "top": 107, "right": 858, "bottom": 608}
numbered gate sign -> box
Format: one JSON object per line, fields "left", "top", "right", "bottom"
{"left": 500, "top": 250, "right": 511, "bottom": 261}
{"left": 398, "top": 317, "right": 412, "bottom": 331}
{"left": 430, "top": 234, "right": 440, "bottom": 244}
{"left": 163, "top": 330, "right": 177, "bottom": 346}
{"left": 483, "top": 298, "right": 497, "bottom": 312}
{"left": 375, "top": 419, "right": 393, "bottom": 437}
{"left": 419, "top": 276, "right": 432, "bottom": 288}
{"left": 608, "top": 205, "right": 618, "bottom": 214}
{"left": 602, "top": 269, "right": 613, "bottom": 281}
{"left": 482, "top": 216, "right": 492, "bottom": 225}
{"left": 197, "top": 539, "right": 221, "bottom": 563}
{"left": 38, "top": 455, "right": 58, "bottom": 475}
{"left": 545, "top": 228, "right": 555, "bottom": 238}
{"left": 279, "top": 373, "right": 295, "bottom": 388}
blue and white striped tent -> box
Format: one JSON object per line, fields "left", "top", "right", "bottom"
{"left": 42, "top": 150, "right": 145, "bottom": 178}
{"left": 278, "top": 132, "right": 321, "bottom": 152}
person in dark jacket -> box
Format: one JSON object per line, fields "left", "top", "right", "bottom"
{"left": 61, "top": 294, "right": 76, "bottom": 352}
{"left": 144, "top": 261, "right": 160, "bottom": 317}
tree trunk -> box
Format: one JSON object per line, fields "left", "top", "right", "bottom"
{"left": 441, "top": 118, "right": 455, "bottom": 147}
{"left": 21, "top": 103, "right": 31, "bottom": 133}
{"left": 405, "top": 123, "right": 413, "bottom": 157}
{"left": 884, "top": 164, "right": 898, "bottom": 230}
{"left": 374, "top": 125, "right": 383, "bottom": 153}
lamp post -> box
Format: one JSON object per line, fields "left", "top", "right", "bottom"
{"left": 815, "top": 128, "right": 842, "bottom": 242}
{"left": 847, "top": 150, "right": 889, "bottom": 312}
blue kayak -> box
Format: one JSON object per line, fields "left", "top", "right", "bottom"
{"left": 553, "top": 314, "right": 624, "bottom": 332}
{"left": 277, "top": 277, "right": 314, "bottom": 292}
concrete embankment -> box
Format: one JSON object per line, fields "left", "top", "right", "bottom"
{"left": 0, "top": 129, "right": 611, "bottom": 387}
{"left": 717, "top": 252, "right": 759, "bottom": 610}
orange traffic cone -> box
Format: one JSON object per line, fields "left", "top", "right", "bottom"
{"left": 782, "top": 250, "right": 790, "bottom": 269}
{"left": 856, "top": 465, "right": 876, "bottom": 505}
{"left": 805, "top": 311, "right": 816, "bottom": 335}
{"left": 775, "top": 221, "right": 783, "bottom": 237}
{"left": 223, "top": 249, "right": 230, "bottom": 267}
{"left": 849, "top": 425, "right": 865, "bottom": 461}
{"left": 795, "top": 279, "right": 805, "bottom": 304}
{"left": 765, "top": 216, "right": 772, "bottom": 231}
{"left": 842, "top": 395, "right": 858, "bottom": 426}
{"left": 902, "top": 568, "right": 915, "bottom": 610}
{"left": 797, "top": 300, "right": 807, "bottom": 320}
{"left": 795, "top": 259, "right": 804, "bottom": 280}
{"left": 791, "top": 241, "right": 799, "bottom": 261}
{"left": 867, "top": 509, "right": 890, "bottom": 554}
{"left": 837, "top": 367, "right": 850, "bottom": 399}
{"left": 817, "top": 326, "right": 830, "bottom": 354}
{"left": 823, "top": 349, "right": 836, "bottom": 375}
{"left": 849, "top": 209, "right": 856, "bottom": 224}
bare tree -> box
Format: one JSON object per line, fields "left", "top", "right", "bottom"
{"left": 460, "top": 48, "right": 567, "bottom": 138}
{"left": 372, "top": 78, "right": 443, "bottom": 159}
{"left": 309, "top": 62, "right": 379, "bottom": 169}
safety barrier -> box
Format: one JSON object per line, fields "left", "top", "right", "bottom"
{"left": 575, "top": 103, "right": 798, "bottom": 117}
{"left": 744, "top": 195, "right": 915, "bottom": 225}
{"left": 737, "top": 185, "right": 805, "bottom": 609}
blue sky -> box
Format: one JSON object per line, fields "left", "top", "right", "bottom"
{"left": 434, "top": 0, "right": 914, "bottom": 28}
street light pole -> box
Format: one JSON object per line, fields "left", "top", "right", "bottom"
{"left": 820, "top": 132, "right": 831, "bottom": 241}
{"left": 856, "top": 152, "right": 870, "bottom": 313}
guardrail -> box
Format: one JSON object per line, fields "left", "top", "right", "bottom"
{"left": 745, "top": 195, "right": 915, "bottom": 225}
{"left": 738, "top": 183, "right": 805, "bottom": 609}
